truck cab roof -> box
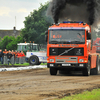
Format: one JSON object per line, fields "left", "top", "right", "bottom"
{"left": 49, "top": 21, "right": 91, "bottom": 33}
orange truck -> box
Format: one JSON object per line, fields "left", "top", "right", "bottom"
{"left": 46, "top": 21, "right": 100, "bottom": 76}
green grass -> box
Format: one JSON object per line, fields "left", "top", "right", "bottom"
{"left": 41, "top": 63, "right": 47, "bottom": 65}
{"left": 15, "top": 63, "right": 47, "bottom": 66}
{"left": 59, "top": 89, "right": 100, "bottom": 100}
{"left": 0, "top": 63, "right": 47, "bottom": 66}
{"left": 14, "top": 63, "right": 30, "bottom": 66}
{"left": 14, "top": 63, "right": 47, "bottom": 66}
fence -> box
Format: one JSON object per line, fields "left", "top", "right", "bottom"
{"left": 3, "top": 56, "right": 26, "bottom": 65}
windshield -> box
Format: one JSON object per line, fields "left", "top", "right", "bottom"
{"left": 17, "top": 45, "right": 28, "bottom": 51}
{"left": 28, "top": 45, "right": 38, "bottom": 51}
{"left": 49, "top": 29, "right": 85, "bottom": 44}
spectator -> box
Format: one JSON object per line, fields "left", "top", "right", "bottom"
{"left": 16, "top": 51, "right": 21, "bottom": 64}
{"left": 14, "top": 51, "right": 18, "bottom": 57}
{"left": 11, "top": 50, "right": 15, "bottom": 65}
{"left": 3, "top": 49, "right": 8, "bottom": 65}
{"left": 11, "top": 50, "right": 15, "bottom": 57}
{"left": 17, "top": 51, "right": 22, "bottom": 58}
{"left": 7, "top": 50, "right": 13, "bottom": 65}
{"left": 3, "top": 49, "right": 8, "bottom": 54}
{"left": 14, "top": 51, "right": 18, "bottom": 63}
{"left": 0, "top": 49, "right": 4, "bottom": 64}
{"left": 3, "top": 49, "right": 8, "bottom": 57}
{"left": 20, "top": 51, "right": 25, "bottom": 57}
{"left": 19, "top": 51, "right": 25, "bottom": 64}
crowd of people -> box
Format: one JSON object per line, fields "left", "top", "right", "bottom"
{"left": 0, "top": 49, "right": 25, "bottom": 65}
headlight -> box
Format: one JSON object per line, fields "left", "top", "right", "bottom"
{"left": 79, "top": 59, "right": 84, "bottom": 62}
{"left": 50, "top": 59, "right": 54, "bottom": 62}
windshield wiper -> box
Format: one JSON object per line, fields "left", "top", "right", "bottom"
{"left": 50, "top": 41, "right": 84, "bottom": 44}
{"left": 61, "top": 41, "right": 84, "bottom": 44}
{"left": 50, "top": 41, "right": 59, "bottom": 44}
{"left": 62, "top": 41, "right": 71, "bottom": 44}
{"left": 71, "top": 41, "right": 84, "bottom": 44}
{"left": 77, "top": 33, "right": 83, "bottom": 40}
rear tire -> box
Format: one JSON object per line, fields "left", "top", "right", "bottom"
{"left": 28, "top": 55, "right": 39, "bottom": 65}
{"left": 50, "top": 68, "right": 57, "bottom": 75}
{"left": 82, "top": 60, "right": 90, "bottom": 76}
{"left": 91, "top": 55, "right": 100, "bottom": 75}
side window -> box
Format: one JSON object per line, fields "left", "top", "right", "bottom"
{"left": 87, "top": 31, "right": 91, "bottom": 40}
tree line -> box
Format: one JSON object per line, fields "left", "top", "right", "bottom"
{"left": 0, "top": 36, "right": 23, "bottom": 50}
{"left": 21, "top": 2, "right": 52, "bottom": 44}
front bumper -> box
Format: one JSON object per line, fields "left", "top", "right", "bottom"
{"left": 47, "top": 63, "right": 87, "bottom": 69}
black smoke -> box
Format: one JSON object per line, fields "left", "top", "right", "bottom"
{"left": 47, "top": 0, "right": 100, "bottom": 26}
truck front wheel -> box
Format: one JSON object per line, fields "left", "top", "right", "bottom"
{"left": 28, "top": 55, "right": 39, "bottom": 65}
{"left": 50, "top": 68, "right": 57, "bottom": 75}
{"left": 82, "top": 60, "right": 90, "bottom": 76}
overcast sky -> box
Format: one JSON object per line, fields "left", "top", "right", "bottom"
{"left": 0, "top": 0, "right": 49, "bottom": 30}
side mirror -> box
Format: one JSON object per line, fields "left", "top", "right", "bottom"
{"left": 87, "top": 33, "right": 91, "bottom": 40}
{"left": 45, "top": 31, "right": 48, "bottom": 42}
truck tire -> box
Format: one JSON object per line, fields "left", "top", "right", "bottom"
{"left": 50, "top": 68, "right": 57, "bottom": 75}
{"left": 95, "top": 55, "right": 100, "bottom": 75}
{"left": 82, "top": 60, "right": 90, "bottom": 76}
{"left": 28, "top": 55, "right": 39, "bottom": 65}
{"left": 91, "top": 55, "right": 100, "bottom": 75}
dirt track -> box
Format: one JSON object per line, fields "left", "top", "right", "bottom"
{"left": 0, "top": 68, "right": 100, "bottom": 100}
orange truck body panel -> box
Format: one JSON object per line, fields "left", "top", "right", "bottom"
{"left": 47, "top": 22, "right": 98, "bottom": 70}
{"left": 93, "top": 38, "right": 100, "bottom": 53}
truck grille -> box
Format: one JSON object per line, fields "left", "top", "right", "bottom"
{"left": 49, "top": 48, "right": 84, "bottom": 56}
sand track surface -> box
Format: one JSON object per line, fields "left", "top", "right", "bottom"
{"left": 0, "top": 68, "right": 100, "bottom": 100}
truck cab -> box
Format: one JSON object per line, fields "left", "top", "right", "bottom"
{"left": 17, "top": 43, "right": 40, "bottom": 52}
{"left": 46, "top": 21, "right": 100, "bottom": 76}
